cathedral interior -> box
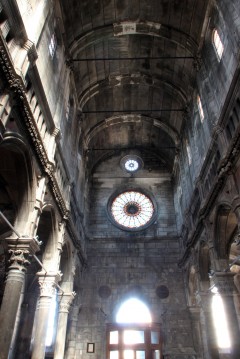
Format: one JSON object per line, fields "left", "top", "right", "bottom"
{"left": 0, "top": 0, "right": 240, "bottom": 358}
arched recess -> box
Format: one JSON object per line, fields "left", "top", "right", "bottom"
{"left": 59, "top": 242, "right": 73, "bottom": 292}
{"left": 0, "top": 132, "right": 34, "bottom": 236}
{"left": 36, "top": 205, "right": 57, "bottom": 269}
{"left": 0, "top": 132, "right": 34, "bottom": 306}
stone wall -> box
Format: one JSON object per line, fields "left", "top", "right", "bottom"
{"left": 66, "top": 236, "right": 197, "bottom": 359}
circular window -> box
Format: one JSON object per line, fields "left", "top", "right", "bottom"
{"left": 125, "top": 159, "right": 139, "bottom": 172}
{"left": 110, "top": 191, "right": 154, "bottom": 229}
{"left": 120, "top": 155, "right": 143, "bottom": 173}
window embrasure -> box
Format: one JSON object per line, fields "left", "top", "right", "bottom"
{"left": 212, "top": 29, "right": 224, "bottom": 61}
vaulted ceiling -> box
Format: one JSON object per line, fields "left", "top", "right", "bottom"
{"left": 60, "top": 0, "right": 209, "bottom": 172}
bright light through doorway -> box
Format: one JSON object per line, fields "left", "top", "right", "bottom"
{"left": 116, "top": 298, "right": 152, "bottom": 324}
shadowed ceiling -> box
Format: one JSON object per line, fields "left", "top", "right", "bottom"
{"left": 60, "top": 0, "right": 209, "bottom": 172}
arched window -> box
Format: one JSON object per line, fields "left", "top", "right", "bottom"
{"left": 213, "top": 29, "right": 224, "bottom": 61}
{"left": 116, "top": 298, "right": 152, "bottom": 324}
{"left": 107, "top": 298, "right": 162, "bottom": 359}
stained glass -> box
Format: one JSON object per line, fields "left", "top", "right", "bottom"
{"left": 111, "top": 191, "right": 154, "bottom": 228}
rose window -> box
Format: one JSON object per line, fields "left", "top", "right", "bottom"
{"left": 111, "top": 191, "right": 154, "bottom": 229}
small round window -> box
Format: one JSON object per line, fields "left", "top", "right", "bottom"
{"left": 125, "top": 159, "right": 139, "bottom": 172}
{"left": 120, "top": 155, "right": 143, "bottom": 173}
{"left": 110, "top": 191, "right": 154, "bottom": 230}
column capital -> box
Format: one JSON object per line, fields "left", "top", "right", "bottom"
{"left": 37, "top": 271, "right": 62, "bottom": 297}
{"left": 211, "top": 271, "right": 236, "bottom": 295}
{"left": 6, "top": 236, "right": 40, "bottom": 272}
{"left": 58, "top": 292, "right": 76, "bottom": 313}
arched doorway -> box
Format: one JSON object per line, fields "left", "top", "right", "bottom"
{"left": 107, "top": 298, "right": 162, "bottom": 359}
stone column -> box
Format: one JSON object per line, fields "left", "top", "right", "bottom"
{"left": 31, "top": 271, "right": 62, "bottom": 359}
{"left": 0, "top": 237, "right": 40, "bottom": 359}
{"left": 54, "top": 292, "right": 76, "bottom": 359}
{"left": 196, "top": 291, "right": 220, "bottom": 359}
{"left": 211, "top": 272, "right": 240, "bottom": 359}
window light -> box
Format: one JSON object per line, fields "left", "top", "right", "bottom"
{"left": 211, "top": 292, "right": 231, "bottom": 351}
{"left": 197, "top": 95, "right": 204, "bottom": 122}
{"left": 116, "top": 298, "right": 152, "bottom": 324}
{"left": 186, "top": 140, "right": 192, "bottom": 165}
{"left": 213, "top": 29, "right": 224, "bottom": 61}
{"left": 49, "top": 33, "right": 57, "bottom": 58}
